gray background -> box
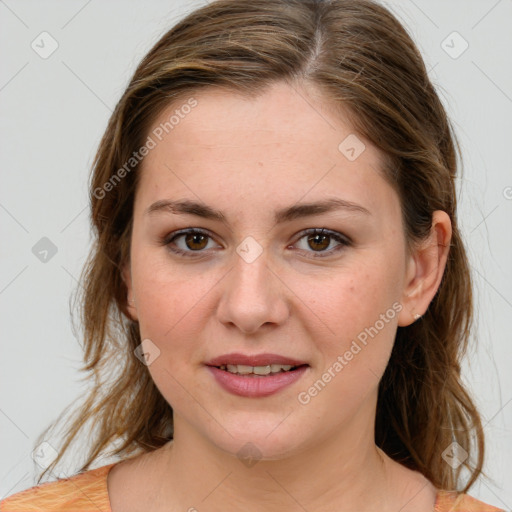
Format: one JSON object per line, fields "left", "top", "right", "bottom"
{"left": 1, "top": 0, "right": 511, "bottom": 507}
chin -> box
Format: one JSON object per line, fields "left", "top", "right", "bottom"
{"left": 204, "top": 421, "right": 311, "bottom": 463}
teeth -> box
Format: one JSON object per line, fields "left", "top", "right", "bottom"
{"left": 232, "top": 364, "right": 253, "bottom": 375}
{"left": 219, "top": 364, "right": 295, "bottom": 375}
{"left": 271, "top": 364, "right": 290, "bottom": 373}
{"left": 253, "top": 365, "right": 271, "bottom": 375}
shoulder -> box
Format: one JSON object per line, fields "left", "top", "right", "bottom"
{"left": 0, "top": 463, "right": 117, "bottom": 512}
{"left": 435, "top": 490, "right": 506, "bottom": 512}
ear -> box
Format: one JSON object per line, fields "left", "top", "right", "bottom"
{"left": 122, "top": 262, "right": 139, "bottom": 322}
{"left": 397, "top": 210, "right": 452, "bottom": 327}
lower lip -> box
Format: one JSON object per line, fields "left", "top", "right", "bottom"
{"left": 206, "top": 365, "right": 309, "bottom": 398}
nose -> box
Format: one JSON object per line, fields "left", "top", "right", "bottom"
{"left": 215, "top": 248, "right": 290, "bottom": 335}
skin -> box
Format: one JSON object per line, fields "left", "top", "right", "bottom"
{"left": 109, "top": 81, "right": 452, "bottom": 512}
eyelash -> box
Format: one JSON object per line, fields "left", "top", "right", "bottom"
{"left": 161, "top": 228, "right": 351, "bottom": 259}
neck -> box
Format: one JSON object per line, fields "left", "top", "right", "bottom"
{"left": 156, "top": 418, "right": 404, "bottom": 512}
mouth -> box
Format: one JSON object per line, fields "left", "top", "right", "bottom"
{"left": 213, "top": 363, "right": 308, "bottom": 376}
{"left": 205, "top": 353, "right": 310, "bottom": 397}
{"left": 205, "top": 352, "right": 309, "bottom": 374}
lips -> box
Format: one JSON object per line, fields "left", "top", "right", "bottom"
{"left": 205, "top": 353, "right": 310, "bottom": 397}
{"left": 205, "top": 352, "right": 308, "bottom": 367}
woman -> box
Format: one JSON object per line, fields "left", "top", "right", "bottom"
{"left": 1, "top": 0, "right": 504, "bottom": 510}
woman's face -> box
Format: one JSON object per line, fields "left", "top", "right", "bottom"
{"left": 124, "top": 81, "right": 418, "bottom": 459}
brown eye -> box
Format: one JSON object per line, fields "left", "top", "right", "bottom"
{"left": 163, "top": 228, "right": 219, "bottom": 257}
{"left": 293, "top": 228, "right": 350, "bottom": 258}
{"left": 307, "top": 232, "right": 331, "bottom": 251}
{"left": 183, "top": 232, "right": 209, "bottom": 251}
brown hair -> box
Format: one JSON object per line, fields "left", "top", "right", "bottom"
{"left": 36, "top": 0, "right": 485, "bottom": 492}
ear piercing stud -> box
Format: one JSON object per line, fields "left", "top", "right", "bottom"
{"left": 413, "top": 313, "right": 421, "bottom": 320}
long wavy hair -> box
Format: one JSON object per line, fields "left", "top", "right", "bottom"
{"left": 35, "top": 0, "right": 485, "bottom": 492}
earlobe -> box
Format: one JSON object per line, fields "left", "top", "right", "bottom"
{"left": 397, "top": 210, "right": 452, "bottom": 326}
{"left": 122, "top": 263, "right": 139, "bottom": 322}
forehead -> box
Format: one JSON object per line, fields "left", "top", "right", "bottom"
{"left": 147, "top": 82, "right": 358, "bottom": 156}
{"left": 135, "top": 81, "right": 399, "bottom": 223}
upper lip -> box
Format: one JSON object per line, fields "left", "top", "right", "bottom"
{"left": 205, "top": 353, "right": 308, "bottom": 367}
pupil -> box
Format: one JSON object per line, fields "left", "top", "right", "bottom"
{"left": 309, "top": 234, "right": 329, "bottom": 251}
{"left": 186, "top": 233, "right": 207, "bottom": 250}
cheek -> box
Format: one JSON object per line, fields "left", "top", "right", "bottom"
{"left": 292, "top": 256, "right": 402, "bottom": 386}
{"left": 130, "top": 259, "right": 211, "bottom": 406}
{"left": 295, "top": 289, "right": 400, "bottom": 417}
{"left": 298, "top": 261, "right": 400, "bottom": 337}
{"left": 131, "top": 250, "right": 215, "bottom": 340}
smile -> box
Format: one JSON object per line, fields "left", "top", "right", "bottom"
{"left": 217, "top": 364, "right": 299, "bottom": 375}
{"left": 207, "top": 364, "right": 309, "bottom": 397}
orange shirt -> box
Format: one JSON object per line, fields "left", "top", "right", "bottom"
{"left": 0, "top": 462, "right": 505, "bottom": 512}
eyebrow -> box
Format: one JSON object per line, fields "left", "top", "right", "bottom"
{"left": 144, "top": 197, "right": 371, "bottom": 223}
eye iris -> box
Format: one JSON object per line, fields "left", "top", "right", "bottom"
{"left": 185, "top": 233, "right": 208, "bottom": 250}
{"left": 308, "top": 233, "right": 330, "bottom": 251}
